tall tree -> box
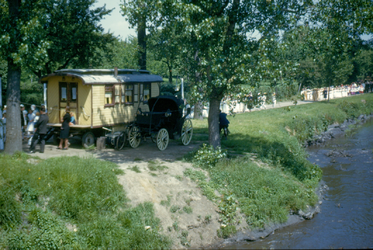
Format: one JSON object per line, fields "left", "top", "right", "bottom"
{"left": 310, "top": 0, "right": 373, "bottom": 99}
{"left": 28, "top": 0, "right": 114, "bottom": 78}
{"left": 172, "top": 0, "right": 311, "bottom": 147}
{"left": 121, "top": 0, "right": 160, "bottom": 70}
{"left": 0, "top": 0, "right": 113, "bottom": 154}
{"left": 0, "top": 0, "right": 49, "bottom": 154}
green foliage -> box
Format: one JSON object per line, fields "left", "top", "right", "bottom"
{"left": 0, "top": 153, "right": 171, "bottom": 249}
{"left": 217, "top": 225, "right": 237, "bottom": 239}
{"left": 193, "top": 144, "right": 227, "bottom": 168}
{"left": 6, "top": 208, "right": 79, "bottom": 249}
{"left": 170, "top": 205, "right": 180, "bottom": 213}
{"left": 183, "top": 206, "right": 193, "bottom": 214}
{"left": 172, "top": 221, "right": 179, "bottom": 231}
{"left": 160, "top": 195, "right": 172, "bottom": 207}
{"left": 148, "top": 162, "right": 168, "bottom": 172}
{"left": 337, "top": 100, "right": 369, "bottom": 119}
{"left": 129, "top": 165, "right": 141, "bottom": 173}
{"left": 0, "top": 187, "right": 21, "bottom": 230}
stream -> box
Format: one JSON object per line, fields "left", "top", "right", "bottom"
{"left": 227, "top": 119, "right": 373, "bottom": 249}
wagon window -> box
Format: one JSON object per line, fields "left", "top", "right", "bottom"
{"left": 134, "top": 83, "right": 138, "bottom": 102}
{"left": 105, "top": 85, "right": 114, "bottom": 106}
{"left": 115, "top": 85, "right": 120, "bottom": 104}
{"left": 140, "top": 83, "right": 151, "bottom": 102}
{"left": 60, "top": 82, "right": 67, "bottom": 102}
{"left": 123, "top": 83, "right": 138, "bottom": 104}
{"left": 125, "top": 84, "right": 133, "bottom": 103}
{"left": 71, "top": 84, "right": 77, "bottom": 101}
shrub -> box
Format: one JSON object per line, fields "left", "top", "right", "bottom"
{"left": 193, "top": 144, "right": 227, "bottom": 168}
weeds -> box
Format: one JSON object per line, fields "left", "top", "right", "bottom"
{"left": 148, "top": 161, "right": 169, "bottom": 172}
{"left": 183, "top": 206, "right": 193, "bottom": 214}
{"left": 129, "top": 165, "right": 141, "bottom": 173}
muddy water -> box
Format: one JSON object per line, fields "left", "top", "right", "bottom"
{"left": 228, "top": 119, "right": 373, "bottom": 249}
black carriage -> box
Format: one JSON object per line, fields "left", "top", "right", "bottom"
{"left": 122, "top": 95, "right": 193, "bottom": 151}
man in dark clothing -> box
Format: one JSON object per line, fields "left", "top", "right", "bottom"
{"left": 219, "top": 110, "right": 230, "bottom": 139}
{"left": 29, "top": 107, "right": 49, "bottom": 153}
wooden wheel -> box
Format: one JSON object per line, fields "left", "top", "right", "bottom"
{"left": 128, "top": 126, "right": 141, "bottom": 148}
{"left": 82, "top": 131, "right": 95, "bottom": 148}
{"left": 156, "top": 128, "right": 169, "bottom": 151}
{"left": 181, "top": 119, "right": 193, "bottom": 145}
{"left": 115, "top": 131, "right": 127, "bottom": 150}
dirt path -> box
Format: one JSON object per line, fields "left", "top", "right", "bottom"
{"left": 23, "top": 140, "right": 224, "bottom": 248}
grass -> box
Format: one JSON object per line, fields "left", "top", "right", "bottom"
{"left": 148, "top": 161, "right": 169, "bottom": 172}
{"left": 187, "top": 94, "right": 373, "bottom": 233}
{"left": 0, "top": 153, "right": 171, "bottom": 249}
{"left": 129, "top": 165, "right": 141, "bottom": 173}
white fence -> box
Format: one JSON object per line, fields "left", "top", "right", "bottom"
{"left": 189, "top": 86, "right": 366, "bottom": 118}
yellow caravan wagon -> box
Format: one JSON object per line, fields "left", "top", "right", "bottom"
{"left": 40, "top": 68, "right": 163, "bottom": 147}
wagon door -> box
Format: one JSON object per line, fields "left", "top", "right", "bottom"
{"left": 59, "top": 82, "right": 78, "bottom": 123}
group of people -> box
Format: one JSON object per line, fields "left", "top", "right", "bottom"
{"left": 30, "top": 105, "right": 74, "bottom": 152}
{"left": 1, "top": 103, "right": 74, "bottom": 153}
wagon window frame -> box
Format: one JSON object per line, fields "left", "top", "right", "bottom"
{"left": 114, "top": 85, "right": 121, "bottom": 104}
{"left": 60, "top": 82, "right": 67, "bottom": 102}
{"left": 140, "top": 83, "right": 151, "bottom": 103}
{"left": 104, "top": 85, "right": 115, "bottom": 107}
{"left": 123, "top": 83, "right": 138, "bottom": 105}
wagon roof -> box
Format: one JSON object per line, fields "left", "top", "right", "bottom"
{"left": 39, "top": 69, "right": 163, "bottom": 84}
{"left": 148, "top": 95, "right": 184, "bottom": 112}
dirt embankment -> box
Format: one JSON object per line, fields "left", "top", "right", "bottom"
{"left": 26, "top": 141, "right": 226, "bottom": 248}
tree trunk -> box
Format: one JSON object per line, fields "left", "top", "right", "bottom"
{"left": 168, "top": 66, "right": 172, "bottom": 84}
{"left": 193, "top": 101, "right": 204, "bottom": 120}
{"left": 5, "top": 61, "right": 22, "bottom": 154}
{"left": 5, "top": 0, "right": 23, "bottom": 154}
{"left": 208, "top": 97, "right": 221, "bottom": 148}
{"left": 138, "top": 16, "right": 146, "bottom": 70}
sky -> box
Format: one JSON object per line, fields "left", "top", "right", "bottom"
{"left": 93, "top": 0, "right": 136, "bottom": 40}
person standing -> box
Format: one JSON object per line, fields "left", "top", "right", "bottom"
{"left": 20, "top": 104, "right": 27, "bottom": 141}
{"left": 58, "top": 106, "right": 71, "bottom": 150}
{"left": 2, "top": 112, "right": 6, "bottom": 142}
{"left": 219, "top": 110, "right": 230, "bottom": 140}
{"left": 29, "top": 107, "right": 49, "bottom": 153}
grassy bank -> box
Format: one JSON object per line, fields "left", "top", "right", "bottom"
{"left": 188, "top": 94, "right": 373, "bottom": 237}
{"left": 0, "top": 153, "right": 171, "bottom": 249}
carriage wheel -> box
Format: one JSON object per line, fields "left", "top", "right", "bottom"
{"left": 128, "top": 126, "right": 141, "bottom": 148}
{"left": 82, "top": 131, "right": 95, "bottom": 148}
{"left": 115, "top": 131, "right": 127, "bottom": 150}
{"left": 181, "top": 119, "right": 193, "bottom": 146}
{"left": 156, "top": 128, "right": 169, "bottom": 151}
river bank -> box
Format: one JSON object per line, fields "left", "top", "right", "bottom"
{"left": 227, "top": 118, "right": 373, "bottom": 249}
{"left": 215, "top": 113, "right": 373, "bottom": 248}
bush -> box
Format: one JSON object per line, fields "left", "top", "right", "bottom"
{"left": 193, "top": 144, "right": 227, "bottom": 168}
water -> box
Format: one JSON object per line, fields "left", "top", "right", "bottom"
{"left": 227, "top": 119, "right": 373, "bottom": 249}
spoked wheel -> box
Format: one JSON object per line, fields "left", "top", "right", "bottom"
{"left": 128, "top": 126, "right": 141, "bottom": 148}
{"left": 115, "top": 131, "right": 127, "bottom": 150}
{"left": 156, "top": 128, "right": 169, "bottom": 151}
{"left": 181, "top": 119, "right": 193, "bottom": 145}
